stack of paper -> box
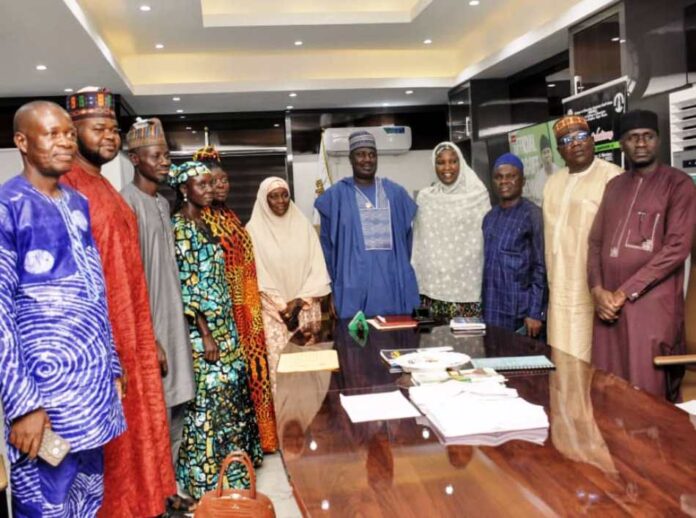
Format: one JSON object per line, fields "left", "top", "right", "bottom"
{"left": 409, "top": 381, "right": 548, "bottom": 446}
{"left": 339, "top": 390, "right": 421, "bottom": 423}
{"left": 450, "top": 316, "right": 486, "bottom": 336}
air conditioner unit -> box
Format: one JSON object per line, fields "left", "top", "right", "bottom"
{"left": 323, "top": 126, "right": 412, "bottom": 156}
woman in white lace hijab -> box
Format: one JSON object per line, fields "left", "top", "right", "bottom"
{"left": 412, "top": 142, "right": 490, "bottom": 319}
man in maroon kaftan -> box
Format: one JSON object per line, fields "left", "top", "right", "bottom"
{"left": 588, "top": 110, "right": 696, "bottom": 398}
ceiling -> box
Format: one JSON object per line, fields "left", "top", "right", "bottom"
{"left": 0, "top": 0, "right": 616, "bottom": 115}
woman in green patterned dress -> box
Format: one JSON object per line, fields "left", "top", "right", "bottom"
{"left": 168, "top": 161, "right": 262, "bottom": 500}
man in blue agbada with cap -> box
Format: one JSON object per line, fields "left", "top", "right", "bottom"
{"left": 482, "top": 153, "right": 548, "bottom": 337}
{"left": 314, "top": 130, "right": 420, "bottom": 319}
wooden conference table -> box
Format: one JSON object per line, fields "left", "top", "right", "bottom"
{"left": 274, "top": 322, "right": 696, "bottom": 517}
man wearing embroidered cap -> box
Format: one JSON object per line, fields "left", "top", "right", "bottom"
{"left": 315, "top": 130, "right": 420, "bottom": 318}
{"left": 121, "top": 118, "right": 196, "bottom": 513}
{"left": 542, "top": 114, "right": 621, "bottom": 362}
{"left": 482, "top": 153, "right": 547, "bottom": 337}
{"left": 588, "top": 109, "right": 696, "bottom": 398}
{"left": 61, "top": 88, "right": 175, "bottom": 517}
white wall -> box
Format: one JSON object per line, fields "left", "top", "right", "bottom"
{"left": 0, "top": 148, "right": 133, "bottom": 190}
{"left": 292, "top": 150, "right": 436, "bottom": 220}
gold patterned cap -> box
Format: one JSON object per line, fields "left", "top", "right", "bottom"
{"left": 553, "top": 115, "right": 589, "bottom": 138}
{"left": 126, "top": 117, "right": 166, "bottom": 150}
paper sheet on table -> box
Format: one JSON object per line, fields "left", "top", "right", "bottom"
{"left": 340, "top": 390, "right": 421, "bottom": 423}
{"left": 676, "top": 400, "right": 696, "bottom": 415}
{"left": 277, "top": 349, "right": 339, "bottom": 373}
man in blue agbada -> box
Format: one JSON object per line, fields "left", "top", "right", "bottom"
{"left": 315, "top": 130, "right": 420, "bottom": 318}
{"left": 0, "top": 101, "right": 125, "bottom": 517}
{"left": 482, "top": 153, "right": 547, "bottom": 338}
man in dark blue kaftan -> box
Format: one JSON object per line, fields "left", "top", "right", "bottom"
{"left": 314, "top": 130, "right": 420, "bottom": 319}
{"left": 0, "top": 101, "right": 125, "bottom": 518}
{"left": 482, "top": 153, "right": 547, "bottom": 338}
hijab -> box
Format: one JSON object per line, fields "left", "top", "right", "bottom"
{"left": 246, "top": 177, "right": 331, "bottom": 303}
{"left": 412, "top": 142, "right": 491, "bottom": 303}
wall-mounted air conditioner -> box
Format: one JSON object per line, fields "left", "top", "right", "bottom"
{"left": 323, "top": 126, "right": 412, "bottom": 156}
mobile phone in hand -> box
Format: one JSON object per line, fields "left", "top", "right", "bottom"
{"left": 38, "top": 429, "right": 71, "bottom": 467}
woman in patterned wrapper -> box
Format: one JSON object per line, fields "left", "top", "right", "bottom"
{"left": 245, "top": 177, "right": 332, "bottom": 396}
{"left": 167, "top": 161, "right": 262, "bottom": 500}
{"left": 411, "top": 142, "right": 491, "bottom": 320}
{"left": 193, "top": 146, "right": 279, "bottom": 454}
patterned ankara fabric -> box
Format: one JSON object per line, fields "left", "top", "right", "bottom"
{"left": 0, "top": 176, "right": 125, "bottom": 516}
{"left": 11, "top": 448, "right": 104, "bottom": 518}
{"left": 482, "top": 198, "right": 547, "bottom": 331}
{"left": 171, "top": 213, "right": 263, "bottom": 499}
{"left": 201, "top": 205, "right": 278, "bottom": 452}
{"left": 167, "top": 161, "right": 210, "bottom": 189}
{"left": 419, "top": 296, "right": 482, "bottom": 320}
{"left": 60, "top": 166, "right": 175, "bottom": 518}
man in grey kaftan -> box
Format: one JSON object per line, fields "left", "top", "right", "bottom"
{"left": 121, "top": 118, "right": 195, "bottom": 463}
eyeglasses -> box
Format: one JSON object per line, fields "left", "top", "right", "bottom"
{"left": 557, "top": 131, "right": 591, "bottom": 147}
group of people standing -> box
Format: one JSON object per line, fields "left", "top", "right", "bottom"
{"left": 315, "top": 113, "right": 695, "bottom": 403}
{"left": 1, "top": 84, "right": 695, "bottom": 518}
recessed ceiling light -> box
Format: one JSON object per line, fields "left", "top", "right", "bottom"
{"left": 139, "top": 5, "right": 151, "bottom": 12}
{"left": 619, "top": 39, "right": 626, "bottom": 44}
{"left": 611, "top": 37, "right": 620, "bottom": 42}
{"left": 185, "top": 126, "right": 192, "bottom": 130}
{"left": 423, "top": 39, "right": 432, "bottom": 45}
{"left": 155, "top": 43, "right": 164, "bottom": 49}
{"left": 36, "top": 64, "right": 47, "bottom": 71}
{"left": 64, "top": 88, "right": 73, "bottom": 93}
{"left": 179, "top": 115, "right": 186, "bottom": 119}
{"left": 469, "top": 0, "right": 480, "bottom": 5}
{"left": 274, "top": 123, "right": 280, "bottom": 128}
{"left": 289, "top": 92, "right": 297, "bottom": 97}
{"left": 457, "top": 100, "right": 464, "bottom": 105}
{"left": 547, "top": 83, "right": 556, "bottom": 88}
{"left": 405, "top": 90, "right": 414, "bottom": 95}
{"left": 191, "top": 130, "right": 197, "bottom": 134}
{"left": 172, "top": 97, "right": 181, "bottom": 101}
{"left": 286, "top": 105, "right": 294, "bottom": 110}
{"left": 294, "top": 40, "right": 303, "bottom": 46}
{"left": 176, "top": 109, "right": 184, "bottom": 113}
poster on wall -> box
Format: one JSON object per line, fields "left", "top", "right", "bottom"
{"left": 508, "top": 120, "right": 564, "bottom": 207}
{"left": 562, "top": 76, "right": 628, "bottom": 166}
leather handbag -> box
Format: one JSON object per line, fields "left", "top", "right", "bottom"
{"left": 195, "top": 451, "right": 275, "bottom": 518}
{"left": 0, "top": 454, "right": 7, "bottom": 491}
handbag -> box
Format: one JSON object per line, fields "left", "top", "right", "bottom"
{"left": 195, "top": 451, "right": 275, "bottom": 518}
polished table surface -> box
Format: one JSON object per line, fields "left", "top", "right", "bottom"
{"left": 274, "top": 322, "right": 696, "bottom": 517}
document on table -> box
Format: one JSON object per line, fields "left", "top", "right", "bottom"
{"left": 676, "top": 400, "right": 696, "bottom": 415}
{"left": 277, "top": 349, "right": 339, "bottom": 373}
{"left": 340, "top": 390, "right": 421, "bottom": 423}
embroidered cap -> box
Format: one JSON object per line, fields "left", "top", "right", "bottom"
{"left": 349, "top": 130, "right": 377, "bottom": 153}
{"left": 66, "top": 87, "right": 116, "bottom": 121}
{"left": 126, "top": 117, "right": 166, "bottom": 151}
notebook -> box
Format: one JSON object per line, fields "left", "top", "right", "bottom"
{"left": 470, "top": 355, "right": 555, "bottom": 372}
{"left": 369, "top": 316, "right": 418, "bottom": 330}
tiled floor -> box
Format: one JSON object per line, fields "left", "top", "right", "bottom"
{"left": 256, "top": 452, "right": 303, "bottom": 518}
